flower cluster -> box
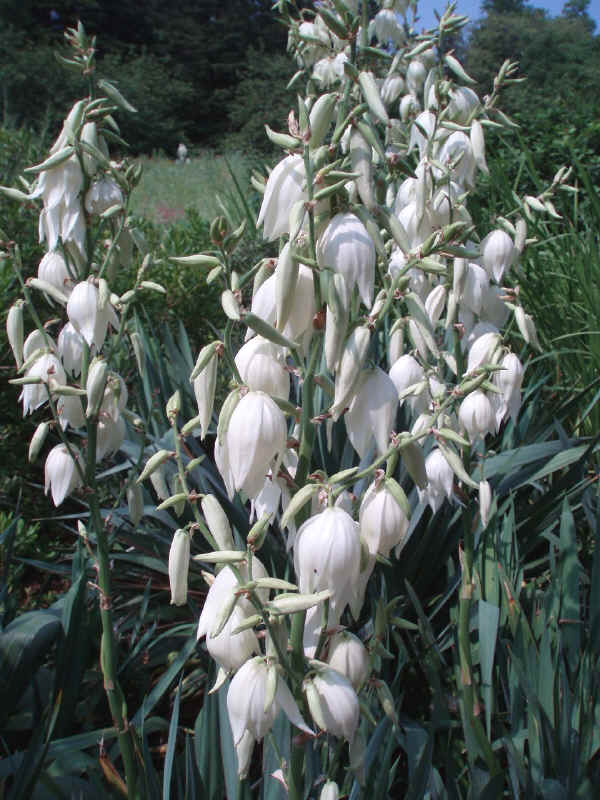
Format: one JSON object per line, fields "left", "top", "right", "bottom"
{"left": 143, "top": 0, "right": 573, "bottom": 791}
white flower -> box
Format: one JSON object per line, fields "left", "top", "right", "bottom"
{"left": 424, "top": 285, "right": 446, "bottom": 326}
{"left": 84, "top": 177, "right": 123, "bottom": 215}
{"left": 317, "top": 213, "right": 376, "bottom": 307}
{"left": 168, "top": 529, "right": 190, "bottom": 605}
{"left": 23, "top": 329, "right": 55, "bottom": 361}
{"left": 257, "top": 155, "right": 307, "bottom": 241}
{"left": 57, "top": 322, "right": 85, "bottom": 376}
{"left": 345, "top": 368, "right": 398, "bottom": 458}
{"left": 313, "top": 53, "right": 347, "bottom": 87}
{"left": 38, "top": 251, "right": 74, "bottom": 297}
{"left": 57, "top": 395, "right": 85, "bottom": 430}
{"left": 327, "top": 631, "right": 370, "bottom": 692}
{"left": 408, "top": 111, "right": 436, "bottom": 159}
{"left": 373, "top": 9, "right": 404, "bottom": 45}
{"left": 479, "top": 480, "right": 492, "bottom": 529}
{"left": 480, "top": 229, "right": 516, "bottom": 283}
{"left": 249, "top": 266, "right": 316, "bottom": 347}
{"left": 304, "top": 665, "right": 359, "bottom": 741}
{"left": 435, "top": 132, "right": 476, "bottom": 188}
{"left": 492, "top": 352, "right": 524, "bottom": 427}
{"left": 458, "top": 390, "right": 496, "bottom": 442}
{"left": 389, "top": 354, "right": 428, "bottom": 416}
{"left": 6, "top": 301, "right": 24, "bottom": 368}
{"left": 197, "top": 562, "right": 267, "bottom": 672}
{"left": 447, "top": 86, "right": 480, "bottom": 125}
{"left": 400, "top": 93, "right": 420, "bottom": 122}
{"left": 227, "top": 657, "right": 312, "bottom": 775}
{"left": 225, "top": 391, "right": 287, "bottom": 500}
{"left": 20, "top": 352, "right": 66, "bottom": 416}
{"left": 466, "top": 331, "right": 501, "bottom": 375}
{"left": 460, "top": 263, "right": 490, "bottom": 315}
{"left": 418, "top": 448, "right": 454, "bottom": 513}
{"left": 95, "top": 414, "right": 125, "bottom": 461}
{"left": 320, "top": 782, "right": 340, "bottom": 800}
{"left": 406, "top": 59, "right": 427, "bottom": 95}
{"left": 396, "top": 201, "right": 433, "bottom": 250}
{"left": 294, "top": 508, "right": 360, "bottom": 620}
{"left": 193, "top": 356, "right": 217, "bottom": 441}
{"left": 380, "top": 74, "right": 405, "bottom": 105}
{"left": 67, "top": 281, "right": 119, "bottom": 349}
{"left": 359, "top": 479, "right": 409, "bottom": 558}
{"left": 235, "top": 337, "right": 289, "bottom": 400}
{"left": 44, "top": 443, "right": 83, "bottom": 506}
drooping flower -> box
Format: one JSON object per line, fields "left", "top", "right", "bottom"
{"left": 257, "top": 155, "right": 307, "bottom": 241}
{"left": 327, "top": 631, "right": 370, "bottom": 692}
{"left": 389, "top": 354, "right": 428, "bottom": 416}
{"left": 345, "top": 367, "right": 398, "bottom": 458}
{"left": 38, "top": 251, "right": 75, "bottom": 297}
{"left": 294, "top": 507, "right": 360, "bottom": 620}
{"left": 304, "top": 664, "right": 360, "bottom": 741}
{"left": 44, "top": 443, "right": 83, "bottom": 506}
{"left": 372, "top": 9, "right": 404, "bottom": 45}
{"left": 418, "top": 448, "right": 454, "bottom": 513}
{"left": 227, "top": 657, "right": 312, "bottom": 776}
{"left": 57, "top": 322, "right": 85, "bottom": 376}
{"left": 317, "top": 213, "right": 376, "bottom": 307}
{"left": 235, "top": 337, "right": 289, "bottom": 400}
{"left": 480, "top": 229, "right": 516, "bottom": 283}
{"left": 67, "top": 281, "right": 119, "bottom": 349}
{"left": 359, "top": 479, "right": 409, "bottom": 558}
{"left": 20, "top": 353, "right": 66, "bottom": 416}
{"left": 84, "top": 177, "right": 123, "bottom": 216}
{"left": 224, "top": 391, "right": 287, "bottom": 500}
{"left": 458, "top": 390, "right": 496, "bottom": 442}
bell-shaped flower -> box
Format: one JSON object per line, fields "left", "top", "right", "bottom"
{"left": 294, "top": 507, "right": 360, "bottom": 623}
{"left": 249, "top": 267, "right": 316, "bottom": 348}
{"left": 460, "top": 263, "right": 489, "bottom": 315}
{"left": 408, "top": 111, "right": 436, "bottom": 159}
{"left": 359, "top": 479, "right": 409, "bottom": 558}
{"left": 38, "top": 251, "right": 74, "bottom": 297}
{"left": 492, "top": 352, "right": 524, "bottom": 428}
{"left": 327, "top": 631, "right": 370, "bottom": 692}
{"left": 44, "top": 443, "right": 83, "bottom": 506}
{"left": 400, "top": 93, "right": 420, "bottom": 122}
{"left": 257, "top": 155, "right": 307, "bottom": 241}
{"left": 317, "top": 213, "right": 376, "bottom": 307}
{"left": 235, "top": 337, "right": 289, "bottom": 400}
{"left": 373, "top": 9, "right": 404, "bottom": 45}
{"left": 418, "top": 448, "right": 454, "bottom": 513}
{"left": 389, "top": 354, "right": 429, "bottom": 416}
{"left": 225, "top": 391, "right": 287, "bottom": 500}
{"left": 228, "top": 657, "right": 313, "bottom": 776}
{"left": 435, "top": 132, "right": 476, "bottom": 188}
{"left": 447, "top": 86, "right": 480, "bottom": 125}
{"left": 295, "top": 20, "right": 330, "bottom": 66}
{"left": 463, "top": 320, "right": 499, "bottom": 353}
{"left": 197, "top": 562, "right": 268, "bottom": 672}
{"left": 481, "top": 285, "right": 510, "bottom": 328}
{"left": 304, "top": 664, "right": 359, "bottom": 742}
{"left": 458, "top": 390, "right": 496, "bottom": 442}
{"left": 57, "top": 395, "right": 85, "bottom": 430}
{"left": 67, "top": 280, "right": 119, "bottom": 349}
{"left": 313, "top": 52, "right": 347, "bottom": 87}
{"left": 396, "top": 201, "right": 433, "bottom": 250}
{"left": 57, "top": 322, "right": 85, "bottom": 376}
{"left": 380, "top": 74, "right": 405, "bottom": 106}
{"left": 480, "top": 229, "right": 516, "bottom": 283}
{"left": 23, "top": 329, "right": 55, "bottom": 361}
{"left": 20, "top": 352, "right": 66, "bottom": 416}
{"left": 466, "top": 331, "right": 501, "bottom": 375}
{"left": 100, "top": 372, "right": 128, "bottom": 422}
{"left": 96, "top": 413, "right": 126, "bottom": 461}
{"left": 84, "top": 177, "right": 123, "bottom": 215}
{"left": 406, "top": 59, "right": 427, "bottom": 95}
{"left": 345, "top": 368, "right": 398, "bottom": 458}
{"left": 425, "top": 284, "right": 446, "bottom": 326}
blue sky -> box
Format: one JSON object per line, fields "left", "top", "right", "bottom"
{"left": 416, "top": 0, "right": 600, "bottom": 31}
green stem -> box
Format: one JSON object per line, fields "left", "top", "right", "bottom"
{"left": 86, "top": 421, "right": 139, "bottom": 795}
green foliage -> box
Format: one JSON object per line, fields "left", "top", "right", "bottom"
{"left": 223, "top": 47, "right": 298, "bottom": 155}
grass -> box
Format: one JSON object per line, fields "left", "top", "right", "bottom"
{"left": 129, "top": 150, "right": 257, "bottom": 225}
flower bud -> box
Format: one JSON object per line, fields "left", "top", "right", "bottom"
{"left": 201, "top": 494, "right": 235, "bottom": 551}
{"left": 168, "top": 529, "right": 190, "bottom": 605}
{"left": 44, "top": 443, "right": 83, "bottom": 506}
{"left": 7, "top": 300, "right": 25, "bottom": 368}
{"left": 86, "top": 357, "right": 108, "bottom": 417}
{"left": 127, "top": 481, "right": 144, "bottom": 526}
{"left": 28, "top": 421, "right": 49, "bottom": 463}
{"left": 479, "top": 480, "right": 492, "bottom": 529}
